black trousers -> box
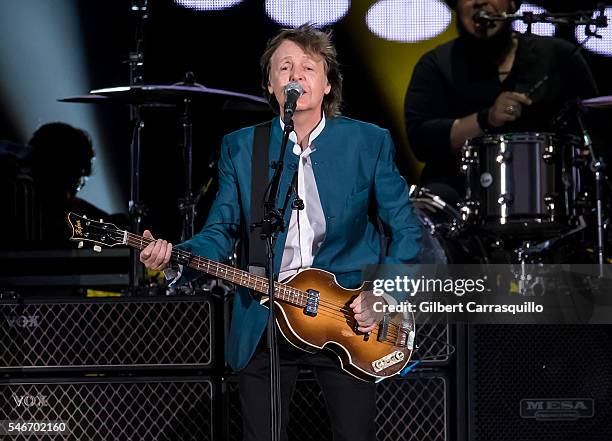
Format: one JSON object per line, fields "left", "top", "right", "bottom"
{"left": 237, "top": 335, "right": 376, "bottom": 441}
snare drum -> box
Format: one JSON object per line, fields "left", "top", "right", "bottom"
{"left": 461, "top": 132, "right": 582, "bottom": 236}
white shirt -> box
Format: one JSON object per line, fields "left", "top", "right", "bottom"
{"left": 278, "top": 116, "right": 327, "bottom": 282}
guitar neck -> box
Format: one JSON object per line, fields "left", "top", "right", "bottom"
{"left": 124, "top": 231, "right": 305, "bottom": 307}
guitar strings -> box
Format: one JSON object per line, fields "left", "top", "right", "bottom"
{"left": 78, "top": 223, "right": 408, "bottom": 341}
{"left": 92, "top": 226, "right": 407, "bottom": 342}
{"left": 125, "top": 230, "right": 394, "bottom": 314}
{"left": 115, "top": 225, "right": 408, "bottom": 341}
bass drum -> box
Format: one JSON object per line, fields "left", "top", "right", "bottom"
{"left": 410, "top": 186, "right": 487, "bottom": 264}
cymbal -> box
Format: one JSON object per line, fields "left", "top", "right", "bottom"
{"left": 582, "top": 96, "right": 612, "bottom": 109}
{"left": 58, "top": 94, "right": 173, "bottom": 108}
{"left": 59, "top": 94, "right": 111, "bottom": 103}
{"left": 89, "top": 83, "right": 268, "bottom": 107}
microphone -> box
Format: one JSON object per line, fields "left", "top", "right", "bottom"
{"left": 473, "top": 9, "right": 496, "bottom": 28}
{"left": 282, "top": 81, "right": 304, "bottom": 125}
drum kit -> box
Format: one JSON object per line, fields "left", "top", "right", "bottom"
{"left": 61, "top": 84, "right": 611, "bottom": 275}
{"left": 413, "top": 96, "right": 611, "bottom": 266}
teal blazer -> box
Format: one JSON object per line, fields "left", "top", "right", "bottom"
{"left": 176, "top": 116, "right": 421, "bottom": 371}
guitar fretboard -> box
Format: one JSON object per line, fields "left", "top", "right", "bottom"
{"left": 126, "top": 232, "right": 308, "bottom": 307}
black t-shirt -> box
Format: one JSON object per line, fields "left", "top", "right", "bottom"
{"left": 404, "top": 33, "right": 598, "bottom": 187}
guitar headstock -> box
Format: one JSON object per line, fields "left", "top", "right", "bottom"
{"left": 66, "top": 212, "right": 125, "bottom": 249}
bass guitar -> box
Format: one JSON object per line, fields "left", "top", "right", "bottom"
{"left": 66, "top": 212, "right": 415, "bottom": 381}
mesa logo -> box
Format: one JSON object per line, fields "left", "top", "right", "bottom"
{"left": 520, "top": 399, "right": 594, "bottom": 421}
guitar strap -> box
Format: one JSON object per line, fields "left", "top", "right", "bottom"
{"left": 248, "top": 121, "right": 272, "bottom": 276}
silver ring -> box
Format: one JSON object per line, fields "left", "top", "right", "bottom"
{"left": 506, "top": 105, "right": 516, "bottom": 115}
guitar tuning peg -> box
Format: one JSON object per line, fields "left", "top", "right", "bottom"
{"left": 83, "top": 215, "right": 88, "bottom": 219}
{"left": 78, "top": 241, "right": 84, "bottom": 249}
{"left": 99, "top": 218, "right": 103, "bottom": 222}
{"left": 93, "top": 245, "right": 102, "bottom": 253}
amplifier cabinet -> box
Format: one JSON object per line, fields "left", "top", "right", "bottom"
{"left": 467, "top": 325, "right": 612, "bottom": 441}
{"left": 223, "top": 370, "right": 450, "bottom": 441}
{"left": 0, "top": 376, "right": 218, "bottom": 440}
{"left": 1, "top": 296, "right": 220, "bottom": 372}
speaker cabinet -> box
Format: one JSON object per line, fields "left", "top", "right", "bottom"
{"left": 467, "top": 325, "right": 612, "bottom": 441}
{"left": 0, "top": 376, "right": 218, "bottom": 440}
{"left": 224, "top": 370, "right": 450, "bottom": 441}
{"left": 1, "top": 296, "right": 219, "bottom": 372}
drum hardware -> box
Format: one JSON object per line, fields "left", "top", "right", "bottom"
{"left": 176, "top": 72, "right": 197, "bottom": 242}
{"left": 459, "top": 200, "right": 479, "bottom": 224}
{"left": 495, "top": 147, "right": 511, "bottom": 164}
{"left": 126, "top": 0, "right": 149, "bottom": 289}
{"left": 511, "top": 250, "right": 547, "bottom": 297}
{"left": 88, "top": 82, "right": 267, "bottom": 245}
{"left": 543, "top": 195, "right": 557, "bottom": 222}
{"left": 409, "top": 185, "right": 464, "bottom": 237}
{"left": 61, "top": 83, "right": 266, "bottom": 291}
{"left": 516, "top": 272, "right": 546, "bottom": 297}
{"left": 514, "top": 215, "right": 587, "bottom": 264}
{"left": 582, "top": 95, "right": 612, "bottom": 109}
{"left": 497, "top": 193, "right": 513, "bottom": 206}
{"left": 411, "top": 184, "right": 596, "bottom": 265}
{"left": 575, "top": 100, "right": 607, "bottom": 271}
{"left": 542, "top": 144, "right": 555, "bottom": 163}
{"left": 410, "top": 186, "right": 491, "bottom": 263}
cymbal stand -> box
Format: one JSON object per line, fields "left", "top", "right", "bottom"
{"left": 128, "top": 114, "right": 147, "bottom": 289}
{"left": 177, "top": 72, "right": 197, "bottom": 241}
{"left": 576, "top": 101, "right": 607, "bottom": 273}
{"left": 127, "top": 0, "right": 149, "bottom": 290}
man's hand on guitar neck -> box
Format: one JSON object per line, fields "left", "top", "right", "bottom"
{"left": 350, "top": 291, "right": 387, "bottom": 333}
{"left": 139, "top": 230, "right": 173, "bottom": 271}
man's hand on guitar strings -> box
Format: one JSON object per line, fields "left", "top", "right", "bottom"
{"left": 349, "top": 291, "right": 387, "bottom": 333}
{"left": 140, "top": 230, "right": 173, "bottom": 271}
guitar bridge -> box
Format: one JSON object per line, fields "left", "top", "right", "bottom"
{"left": 372, "top": 350, "right": 405, "bottom": 373}
{"left": 396, "top": 328, "right": 415, "bottom": 350}
{"left": 303, "top": 289, "right": 320, "bottom": 317}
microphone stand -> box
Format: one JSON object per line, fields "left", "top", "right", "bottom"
{"left": 474, "top": 5, "right": 608, "bottom": 98}
{"left": 476, "top": 6, "right": 608, "bottom": 32}
{"left": 252, "top": 116, "right": 294, "bottom": 441}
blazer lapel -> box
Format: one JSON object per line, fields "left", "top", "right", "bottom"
{"left": 309, "top": 120, "right": 337, "bottom": 233}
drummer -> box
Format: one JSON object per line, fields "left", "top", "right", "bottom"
{"left": 404, "top": 0, "right": 598, "bottom": 204}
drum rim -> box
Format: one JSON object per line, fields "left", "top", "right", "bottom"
{"left": 467, "top": 131, "right": 556, "bottom": 145}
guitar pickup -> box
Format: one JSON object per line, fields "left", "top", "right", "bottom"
{"left": 303, "top": 289, "right": 320, "bottom": 317}
{"left": 377, "top": 315, "right": 389, "bottom": 342}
